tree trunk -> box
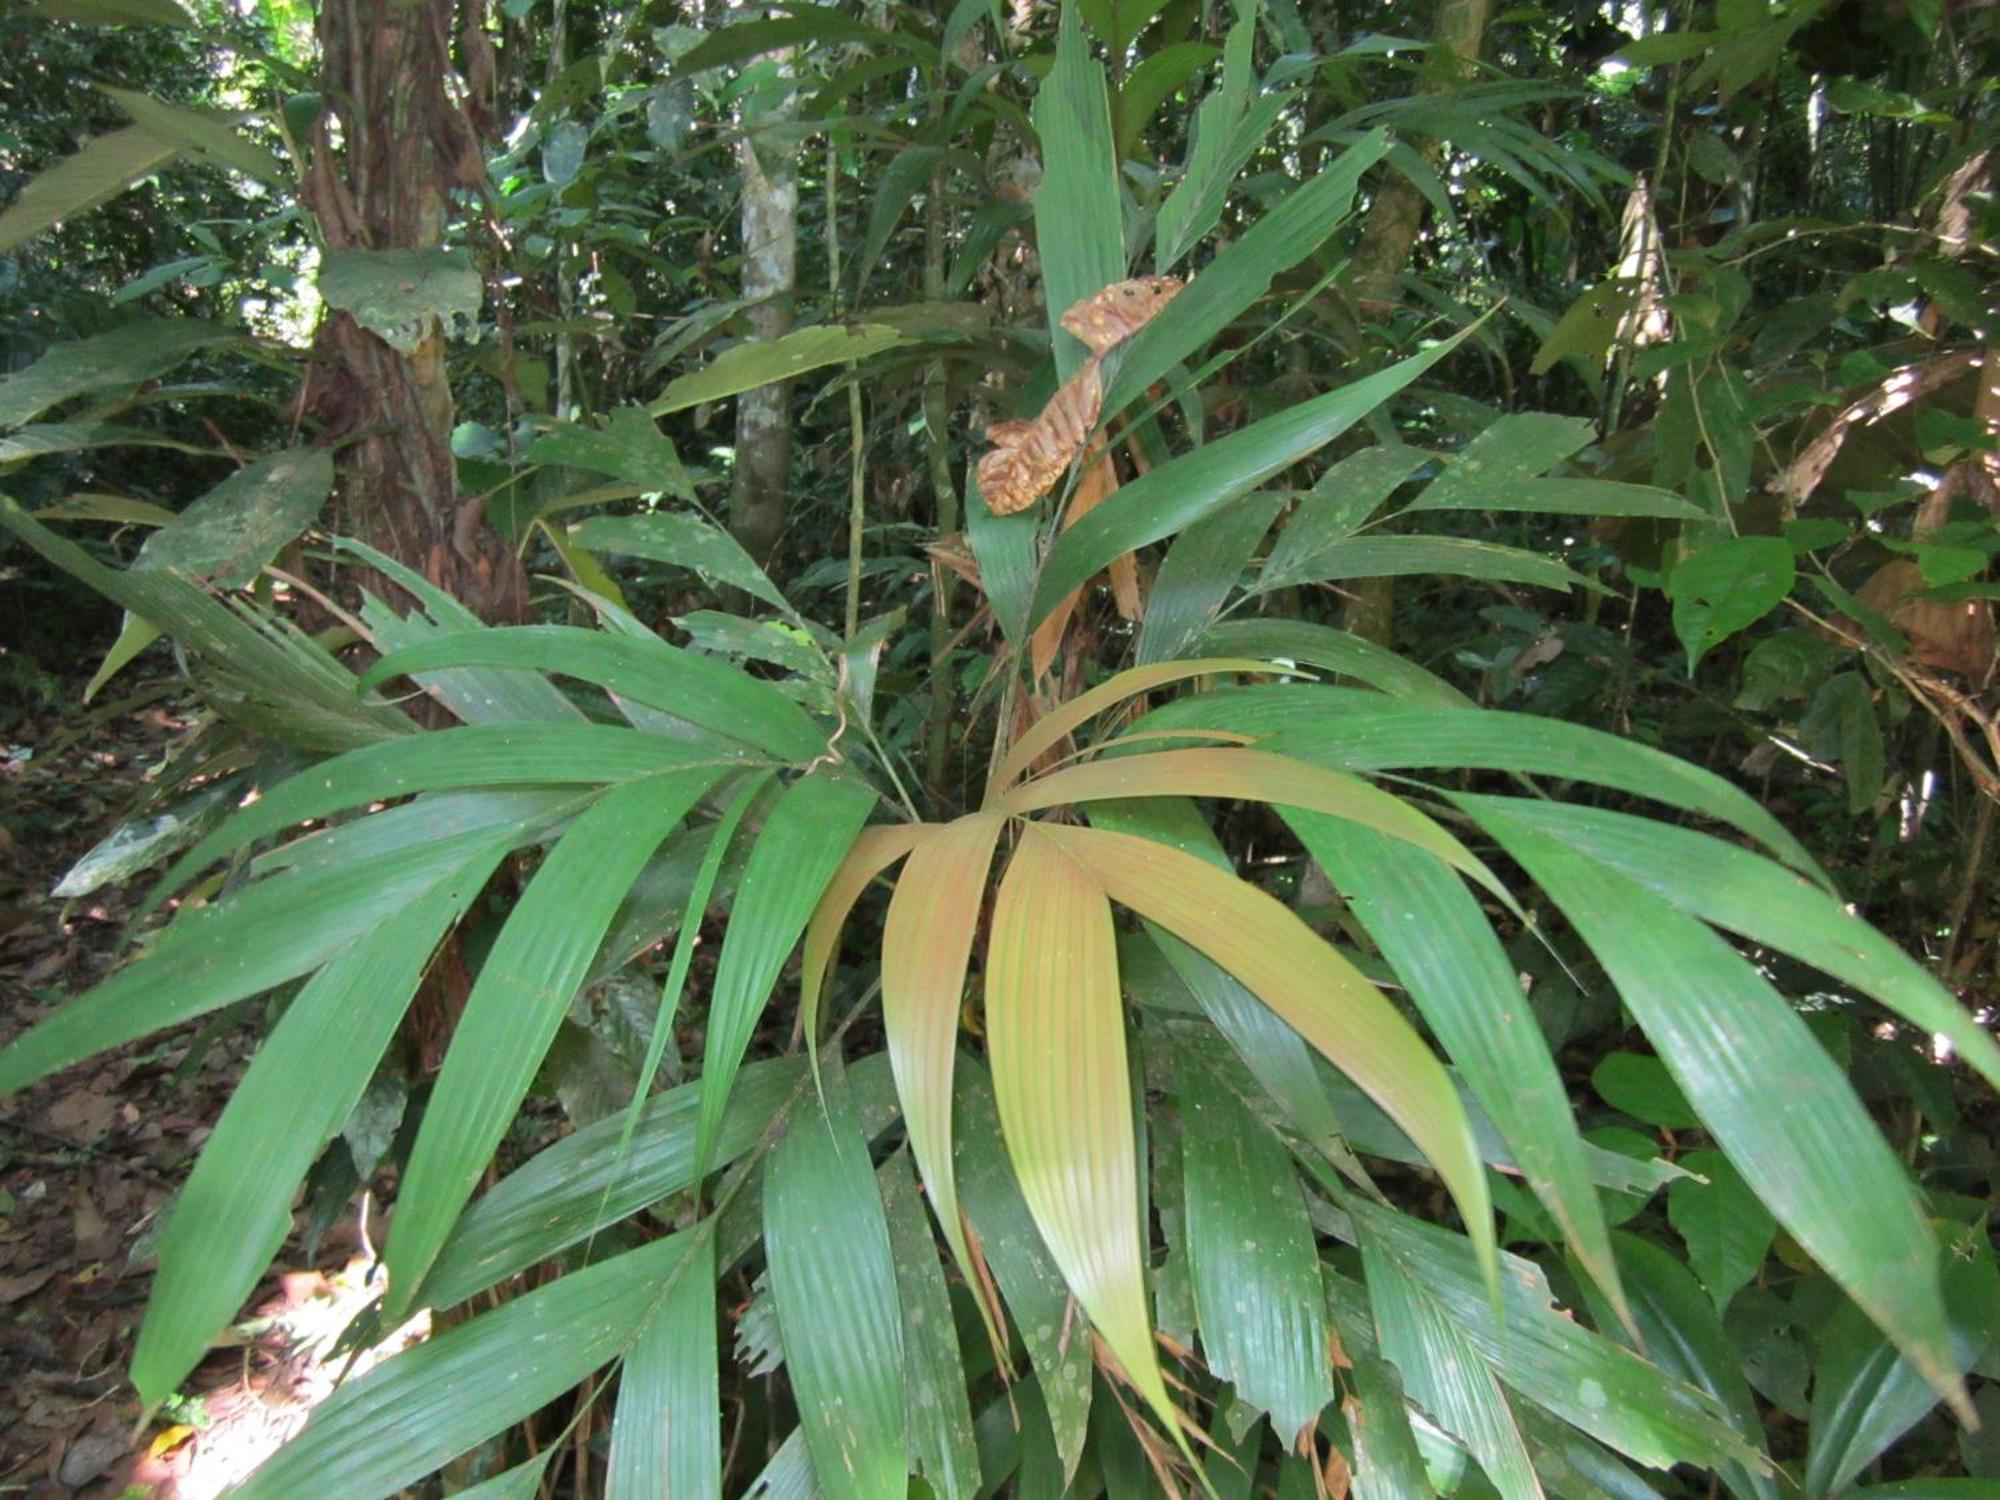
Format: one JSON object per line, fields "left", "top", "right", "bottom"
{"left": 300, "top": 0, "right": 525, "bottom": 623}
{"left": 1343, "top": 0, "right": 1490, "bottom": 644}
{"left": 729, "top": 69, "right": 799, "bottom": 568}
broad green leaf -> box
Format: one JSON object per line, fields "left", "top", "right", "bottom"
{"left": 318, "top": 248, "right": 483, "bottom": 353}
{"left": 1296, "top": 815, "right": 1626, "bottom": 1332}
{"left": 1413, "top": 465, "right": 1706, "bottom": 518}
{"left": 361, "top": 625, "right": 827, "bottom": 760}
{"left": 1121, "top": 685, "right": 1824, "bottom": 879}
{"left": 425, "top": 1054, "right": 896, "bottom": 1310}
{"left": 1472, "top": 798, "right": 2000, "bottom": 1094}
{"left": 1346, "top": 1351, "right": 1439, "bottom": 1500}
{"left": 964, "top": 470, "right": 1037, "bottom": 645}
{"left": 1600, "top": 1235, "right": 1778, "bottom": 1500}
{"left": 1804, "top": 1229, "right": 2000, "bottom": 1499}
{"left": 231, "top": 1230, "right": 715, "bottom": 1500}
{"left": 129, "top": 853, "right": 500, "bottom": 1410}
{"left": 1255, "top": 447, "right": 1431, "bottom": 593}
{"left": 1030, "top": 820, "right": 1495, "bottom": 1291}
{"left": 609, "top": 1231, "right": 720, "bottom": 1499}
{"left": 1198, "top": 618, "right": 1472, "bottom": 706}
{"left": 1107, "top": 130, "right": 1394, "bottom": 412}
{"left": 1591, "top": 1051, "right": 1701, "bottom": 1130}
{"left": 0, "top": 318, "right": 228, "bottom": 427}
{"left": 1359, "top": 1213, "right": 1540, "bottom": 1500}
{"left": 529, "top": 407, "right": 693, "bottom": 498}
{"left": 1135, "top": 491, "right": 1287, "bottom": 665}
{"left": 31, "top": 491, "right": 177, "bottom": 525}
{"left": 1281, "top": 534, "right": 1601, "bottom": 592}
{"left": 1032, "top": 2, "right": 1126, "bottom": 380}
{"left": 1113, "top": 42, "right": 1221, "bottom": 159}
{"left": 133, "top": 447, "right": 331, "bottom": 588}
{"left": 0, "top": 421, "right": 208, "bottom": 461}
{"left": 693, "top": 772, "right": 878, "bottom": 1178}
{"left": 1177, "top": 1044, "right": 1336, "bottom": 1442}
{"left": 952, "top": 1065, "right": 1095, "bottom": 1480}
{"left": 572, "top": 511, "right": 791, "bottom": 615}
{"left": 445, "top": 1455, "right": 553, "bottom": 1500}
{"left": 384, "top": 769, "right": 721, "bottom": 1316}
{"left": 51, "top": 781, "right": 232, "bottom": 899}
{"left": 1531, "top": 281, "right": 1645, "bottom": 376}
{"left": 998, "top": 746, "right": 1511, "bottom": 904}
{"left": 31, "top": 0, "right": 191, "bottom": 23}
{"left": 0, "top": 823, "right": 517, "bottom": 1096}
{"left": 1349, "top": 1198, "right": 1762, "bottom": 1474}
{"left": 1801, "top": 671, "right": 1885, "bottom": 814}
{"left": 1029, "top": 330, "right": 1473, "bottom": 627}
{"left": 987, "top": 826, "right": 1181, "bottom": 1432}
{"left": 881, "top": 813, "right": 1005, "bottom": 1346}
{"left": 1410, "top": 412, "right": 1593, "bottom": 505}
{"left": 880, "top": 1150, "right": 982, "bottom": 1500}
{"left": 764, "top": 1065, "right": 909, "bottom": 1499}
{"left": 3, "top": 508, "right": 408, "bottom": 754}
{"left": 671, "top": 6, "right": 934, "bottom": 74}
{"left": 1667, "top": 1149, "right": 1776, "bottom": 1309}
{"left": 1465, "top": 799, "right": 1964, "bottom": 1417}
{"left": 152, "top": 722, "right": 740, "bottom": 916}
{"left": 1668, "top": 537, "right": 1795, "bottom": 670}
{"left": 1155, "top": 0, "right": 1282, "bottom": 268}
{"left": 97, "top": 86, "right": 287, "bottom": 185}
{"left": 651, "top": 324, "right": 910, "bottom": 414}
{"left": 0, "top": 127, "right": 184, "bottom": 253}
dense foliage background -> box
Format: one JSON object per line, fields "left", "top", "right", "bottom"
{"left": 0, "top": 0, "right": 1995, "bottom": 1493}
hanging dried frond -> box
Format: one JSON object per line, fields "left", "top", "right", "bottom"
{"left": 976, "top": 275, "right": 1184, "bottom": 516}
{"left": 1058, "top": 275, "right": 1186, "bottom": 355}
{"left": 976, "top": 358, "right": 1104, "bottom": 515}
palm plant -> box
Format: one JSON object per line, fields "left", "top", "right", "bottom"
{"left": 1, "top": 2, "right": 1995, "bottom": 1495}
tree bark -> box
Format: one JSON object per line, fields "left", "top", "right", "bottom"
{"left": 1343, "top": 0, "right": 1491, "bottom": 644}
{"left": 729, "top": 69, "right": 799, "bottom": 567}
{"left": 300, "top": 0, "right": 525, "bottom": 622}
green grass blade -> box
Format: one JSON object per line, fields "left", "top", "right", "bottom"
{"left": 1466, "top": 800, "right": 1965, "bottom": 1419}
{"left": 608, "top": 1231, "right": 720, "bottom": 1499}
{"left": 1351, "top": 1198, "right": 1761, "bottom": 1476}
{"left": 693, "top": 771, "right": 878, "bottom": 1179}
{"left": 383, "top": 768, "right": 722, "bottom": 1317}
{"left": 764, "top": 1063, "right": 909, "bottom": 1498}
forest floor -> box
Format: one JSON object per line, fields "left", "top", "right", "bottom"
{"left": 0, "top": 678, "right": 400, "bottom": 1500}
